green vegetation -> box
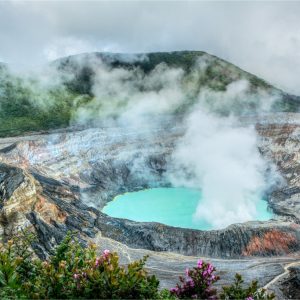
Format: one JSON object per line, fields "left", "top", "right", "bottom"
{"left": 220, "top": 274, "right": 274, "bottom": 300}
{"left": 0, "top": 232, "right": 159, "bottom": 299}
{"left": 115, "top": 51, "right": 207, "bottom": 72}
{"left": 60, "top": 51, "right": 274, "bottom": 95}
{"left": 0, "top": 66, "right": 92, "bottom": 137}
{"left": 0, "top": 51, "right": 299, "bottom": 138}
{"left": 0, "top": 231, "right": 275, "bottom": 299}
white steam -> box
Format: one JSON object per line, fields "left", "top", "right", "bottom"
{"left": 73, "top": 57, "right": 186, "bottom": 128}
{"left": 169, "top": 108, "right": 268, "bottom": 229}
{"left": 70, "top": 56, "right": 278, "bottom": 229}
{"left": 0, "top": 54, "right": 281, "bottom": 229}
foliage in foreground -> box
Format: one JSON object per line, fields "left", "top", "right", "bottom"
{"left": 220, "top": 274, "right": 275, "bottom": 300}
{"left": 0, "top": 231, "right": 275, "bottom": 299}
{"left": 170, "top": 260, "right": 219, "bottom": 299}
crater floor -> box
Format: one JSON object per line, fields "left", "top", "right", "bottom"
{"left": 0, "top": 113, "right": 300, "bottom": 295}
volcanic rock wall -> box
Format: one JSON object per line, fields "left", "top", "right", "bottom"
{"left": 0, "top": 116, "right": 299, "bottom": 259}
{"left": 0, "top": 115, "right": 300, "bottom": 291}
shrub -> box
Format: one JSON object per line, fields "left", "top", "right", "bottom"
{"left": 170, "top": 259, "right": 219, "bottom": 299}
{"left": 0, "top": 231, "right": 35, "bottom": 299}
{"left": 220, "top": 273, "right": 275, "bottom": 300}
{"left": 22, "top": 233, "right": 159, "bottom": 299}
{"left": 0, "top": 231, "right": 276, "bottom": 299}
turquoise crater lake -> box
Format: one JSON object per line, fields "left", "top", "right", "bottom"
{"left": 102, "top": 187, "right": 272, "bottom": 230}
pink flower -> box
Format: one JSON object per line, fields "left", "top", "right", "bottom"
{"left": 206, "top": 263, "right": 213, "bottom": 274}
{"left": 197, "top": 259, "right": 203, "bottom": 268}
{"left": 103, "top": 249, "right": 110, "bottom": 257}
{"left": 170, "top": 287, "right": 179, "bottom": 295}
{"left": 95, "top": 257, "right": 101, "bottom": 267}
{"left": 246, "top": 297, "right": 254, "bottom": 300}
{"left": 185, "top": 268, "right": 190, "bottom": 276}
{"left": 187, "top": 278, "right": 195, "bottom": 287}
{"left": 73, "top": 273, "right": 80, "bottom": 280}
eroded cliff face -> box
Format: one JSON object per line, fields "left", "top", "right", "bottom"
{"left": 0, "top": 165, "right": 38, "bottom": 236}
{"left": 257, "top": 119, "right": 300, "bottom": 222}
{"left": 0, "top": 114, "right": 300, "bottom": 291}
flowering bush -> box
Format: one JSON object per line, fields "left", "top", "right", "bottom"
{"left": 170, "top": 259, "right": 219, "bottom": 299}
{"left": 23, "top": 233, "right": 159, "bottom": 299}
{"left": 0, "top": 230, "right": 276, "bottom": 299}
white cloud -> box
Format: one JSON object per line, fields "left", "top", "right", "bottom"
{"left": 0, "top": 1, "right": 299, "bottom": 93}
{"left": 43, "top": 37, "right": 97, "bottom": 61}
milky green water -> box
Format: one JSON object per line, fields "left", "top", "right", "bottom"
{"left": 102, "top": 187, "right": 272, "bottom": 230}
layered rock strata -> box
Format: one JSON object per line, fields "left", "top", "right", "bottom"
{"left": 0, "top": 114, "right": 299, "bottom": 292}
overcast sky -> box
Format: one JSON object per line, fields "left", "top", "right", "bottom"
{"left": 0, "top": 1, "right": 299, "bottom": 94}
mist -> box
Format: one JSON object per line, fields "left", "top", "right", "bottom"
{"left": 66, "top": 55, "right": 279, "bottom": 228}
{"left": 0, "top": 53, "right": 281, "bottom": 229}
{"left": 168, "top": 109, "right": 268, "bottom": 228}
{"left": 72, "top": 56, "right": 185, "bottom": 128}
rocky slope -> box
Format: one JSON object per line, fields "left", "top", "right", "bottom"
{"left": 1, "top": 52, "right": 300, "bottom": 295}
{"left": 0, "top": 113, "right": 300, "bottom": 294}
